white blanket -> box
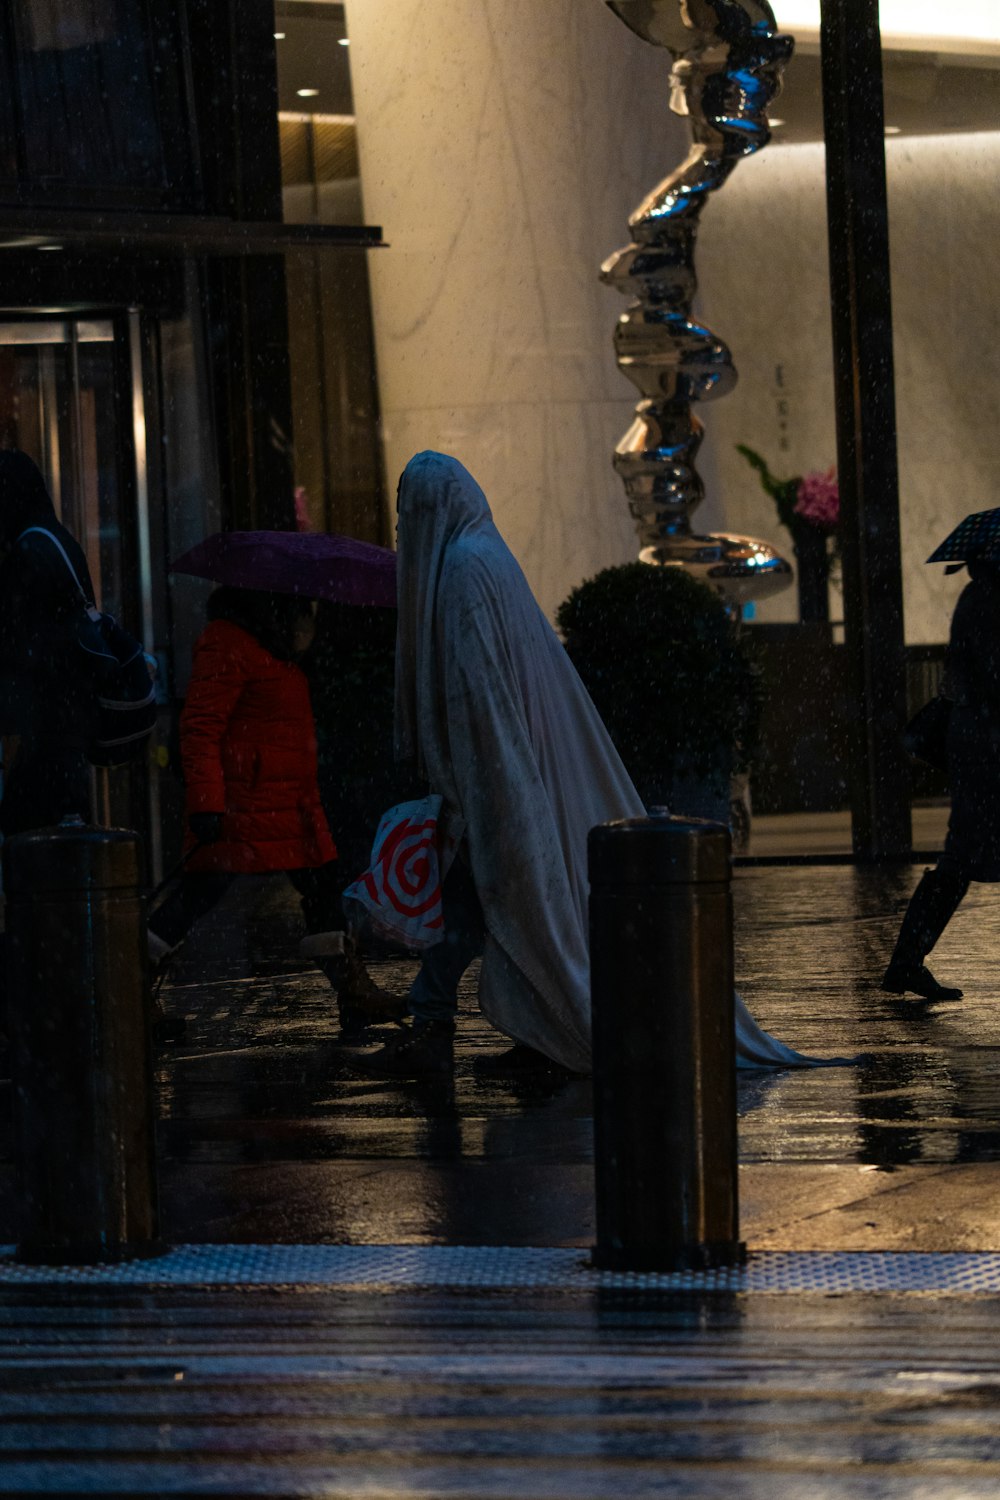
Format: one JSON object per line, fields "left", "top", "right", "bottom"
{"left": 395, "top": 451, "right": 824, "bottom": 1073}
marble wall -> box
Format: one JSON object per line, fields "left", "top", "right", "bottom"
{"left": 696, "top": 132, "right": 1000, "bottom": 644}
{"left": 345, "top": 0, "right": 685, "bottom": 620}
{"left": 347, "top": 3, "right": 1000, "bottom": 641}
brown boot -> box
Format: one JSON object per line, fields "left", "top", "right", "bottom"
{"left": 327, "top": 936, "right": 407, "bottom": 1025}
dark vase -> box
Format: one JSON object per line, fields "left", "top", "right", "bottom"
{"left": 792, "top": 521, "right": 830, "bottom": 625}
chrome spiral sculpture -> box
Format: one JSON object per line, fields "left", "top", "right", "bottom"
{"left": 602, "top": 0, "right": 794, "bottom": 605}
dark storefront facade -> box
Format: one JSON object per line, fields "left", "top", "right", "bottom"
{"left": 0, "top": 0, "right": 384, "bottom": 878}
{"left": 1, "top": 1, "right": 996, "bottom": 868}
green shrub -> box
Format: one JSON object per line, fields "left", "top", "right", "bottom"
{"left": 557, "top": 562, "right": 759, "bottom": 802}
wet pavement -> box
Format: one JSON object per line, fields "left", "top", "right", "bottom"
{"left": 6, "top": 1282, "right": 1000, "bottom": 1497}
{"left": 4, "top": 856, "right": 1000, "bottom": 1493}
{"left": 1, "top": 858, "right": 988, "bottom": 1248}
{"left": 5, "top": 859, "right": 1000, "bottom": 1246}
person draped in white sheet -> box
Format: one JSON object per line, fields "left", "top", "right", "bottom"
{"left": 360, "top": 450, "right": 823, "bottom": 1077}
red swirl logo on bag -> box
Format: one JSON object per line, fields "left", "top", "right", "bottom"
{"left": 343, "top": 796, "right": 445, "bottom": 948}
{"left": 361, "top": 812, "right": 443, "bottom": 925}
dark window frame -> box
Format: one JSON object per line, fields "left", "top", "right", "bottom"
{"left": 0, "top": 0, "right": 201, "bottom": 212}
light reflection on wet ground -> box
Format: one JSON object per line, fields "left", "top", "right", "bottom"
{"left": 734, "top": 866, "right": 1000, "bottom": 1170}
{"left": 7, "top": 1285, "right": 1000, "bottom": 1496}
{"left": 3, "top": 863, "right": 1000, "bottom": 1243}
{"left": 8, "top": 865, "right": 1000, "bottom": 1493}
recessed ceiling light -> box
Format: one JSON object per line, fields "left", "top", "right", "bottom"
{"left": 274, "top": 31, "right": 285, "bottom": 39}
{"left": 884, "top": 124, "right": 902, "bottom": 135}
{"left": 338, "top": 37, "right": 350, "bottom": 46}
{"left": 297, "top": 88, "right": 320, "bottom": 97}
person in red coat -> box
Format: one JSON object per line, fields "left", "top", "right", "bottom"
{"left": 149, "top": 587, "right": 402, "bottom": 1035}
{"left": 182, "top": 593, "right": 335, "bottom": 875}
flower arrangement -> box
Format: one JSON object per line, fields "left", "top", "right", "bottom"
{"left": 736, "top": 445, "right": 840, "bottom": 537}
{"left": 736, "top": 445, "right": 839, "bottom": 624}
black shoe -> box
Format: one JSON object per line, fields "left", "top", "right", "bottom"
{"left": 881, "top": 960, "right": 963, "bottom": 1001}
{"left": 153, "top": 1013, "right": 188, "bottom": 1046}
{"left": 351, "top": 1020, "right": 455, "bottom": 1078}
{"left": 473, "top": 1043, "right": 579, "bottom": 1078}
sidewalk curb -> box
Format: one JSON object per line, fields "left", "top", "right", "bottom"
{"left": 5, "top": 1244, "right": 1000, "bottom": 1295}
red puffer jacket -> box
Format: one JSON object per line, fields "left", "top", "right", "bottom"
{"left": 181, "top": 619, "right": 337, "bottom": 874}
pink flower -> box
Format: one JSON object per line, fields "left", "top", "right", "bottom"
{"left": 794, "top": 468, "right": 839, "bottom": 530}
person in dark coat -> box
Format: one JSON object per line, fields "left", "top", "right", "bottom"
{"left": 0, "top": 450, "right": 96, "bottom": 836}
{"left": 882, "top": 556, "right": 1000, "bottom": 999}
{"left": 149, "top": 587, "right": 403, "bottom": 1034}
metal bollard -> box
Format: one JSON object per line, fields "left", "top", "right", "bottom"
{"left": 589, "top": 812, "right": 744, "bottom": 1272}
{"left": 3, "top": 819, "right": 159, "bottom": 1263}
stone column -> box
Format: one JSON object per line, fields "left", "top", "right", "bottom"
{"left": 347, "top": 0, "right": 683, "bottom": 618}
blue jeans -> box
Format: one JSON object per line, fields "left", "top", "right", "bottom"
{"left": 409, "top": 855, "right": 485, "bottom": 1024}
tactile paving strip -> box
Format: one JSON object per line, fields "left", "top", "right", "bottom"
{"left": 3, "top": 1244, "right": 1000, "bottom": 1294}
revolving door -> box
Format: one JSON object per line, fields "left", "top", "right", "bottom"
{"left": 0, "top": 311, "right": 161, "bottom": 864}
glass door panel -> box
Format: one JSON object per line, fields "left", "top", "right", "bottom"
{"left": 0, "top": 312, "right": 153, "bottom": 844}
{"left": 0, "top": 318, "right": 126, "bottom": 620}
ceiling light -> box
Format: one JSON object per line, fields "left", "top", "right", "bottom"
{"left": 274, "top": 31, "right": 285, "bottom": 40}
{"left": 297, "top": 88, "right": 320, "bottom": 97}
{"left": 279, "top": 111, "right": 356, "bottom": 125}
{"left": 338, "top": 37, "right": 350, "bottom": 46}
{"left": 769, "top": 117, "right": 786, "bottom": 127}
{"left": 884, "top": 125, "right": 902, "bottom": 135}
{"left": 37, "top": 243, "right": 63, "bottom": 251}
{"left": 774, "top": 0, "right": 999, "bottom": 54}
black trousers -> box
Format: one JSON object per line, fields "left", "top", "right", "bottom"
{"left": 149, "top": 860, "right": 342, "bottom": 952}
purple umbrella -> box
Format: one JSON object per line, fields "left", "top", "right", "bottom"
{"left": 170, "top": 530, "right": 397, "bottom": 607}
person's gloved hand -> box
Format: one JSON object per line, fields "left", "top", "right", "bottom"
{"left": 189, "top": 811, "right": 224, "bottom": 845}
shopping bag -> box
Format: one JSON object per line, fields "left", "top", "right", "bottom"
{"left": 342, "top": 795, "right": 445, "bottom": 948}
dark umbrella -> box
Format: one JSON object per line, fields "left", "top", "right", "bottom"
{"left": 170, "top": 530, "right": 397, "bottom": 607}
{"left": 927, "top": 508, "right": 1000, "bottom": 566}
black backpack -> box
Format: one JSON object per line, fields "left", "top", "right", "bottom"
{"left": 18, "top": 526, "right": 158, "bottom": 767}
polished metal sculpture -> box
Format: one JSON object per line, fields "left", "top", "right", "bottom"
{"left": 602, "top": 0, "right": 794, "bottom": 605}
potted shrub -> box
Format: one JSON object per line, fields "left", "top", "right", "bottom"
{"left": 557, "top": 563, "right": 759, "bottom": 822}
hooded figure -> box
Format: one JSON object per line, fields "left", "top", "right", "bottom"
{"left": 0, "top": 450, "right": 97, "bottom": 835}
{"left": 366, "top": 451, "right": 817, "bottom": 1075}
